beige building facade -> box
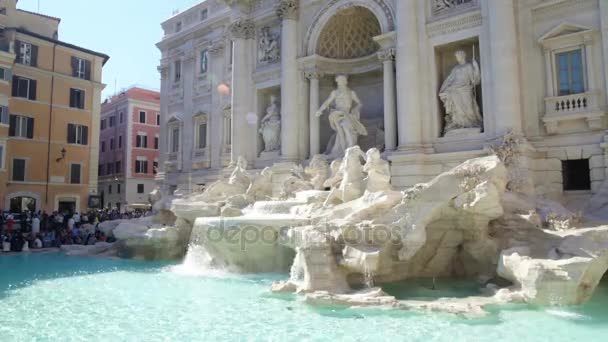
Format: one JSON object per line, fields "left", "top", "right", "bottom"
{"left": 0, "top": 0, "right": 108, "bottom": 213}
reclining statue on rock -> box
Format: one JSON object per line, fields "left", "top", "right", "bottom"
{"left": 280, "top": 164, "right": 314, "bottom": 199}
{"left": 363, "top": 148, "right": 391, "bottom": 192}
{"left": 323, "top": 159, "right": 343, "bottom": 189}
{"left": 246, "top": 167, "right": 274, "bottom": 201}
{"left": 305, "top": 155, "right": 330, "bottom": 190}
{"left": 324, "top": 146, "right": 366, "bottom": 206}
{"left": 197, "top": 157, "right": 252, "bottom": 203}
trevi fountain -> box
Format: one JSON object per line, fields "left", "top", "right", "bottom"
{"left": 4, "top": 0, "right": 608, "bottom": 340}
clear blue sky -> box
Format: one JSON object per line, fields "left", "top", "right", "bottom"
{"left": 17, "top": 0, "right": 201, "bottom": 99}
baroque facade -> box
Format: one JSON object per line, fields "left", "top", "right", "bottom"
{"left": 156, "top": 0, "right": 608, "bottom": 205}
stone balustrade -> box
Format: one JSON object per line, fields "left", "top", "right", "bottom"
{"left": 543, "top": 91, "right": 604, "bottom": 134}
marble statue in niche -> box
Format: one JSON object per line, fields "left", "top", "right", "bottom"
{"left": 259, "top": 95, "right": 281, "bottom": 152}
{"left": 316, "top": 75, "right": 368, "bottom": 158}
{"left": 439, "top": 49, "right": 482, "bottom": 136}
{"left": 258, "top": 26, "right": 280, "bottom": 64}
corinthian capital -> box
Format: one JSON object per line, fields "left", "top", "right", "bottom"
{"left": 377, "top": 48, "right": 396, "bottom": 62}
{"left": 276, "top": 0, "right": 298, "bottom": 20}
{"left": 228, "top": 19, "right": 255, "bottom": 40}
{"left": 303, "top": 69, "right": 324, "bottom": 80}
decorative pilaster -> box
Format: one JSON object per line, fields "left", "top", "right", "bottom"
{"left": 395, "top": 0, "right": 422, "bottom": 151}
{"left": 277, "top": 0, "right": 300, "bottom": 160}
{"left": 486, "top": 0, "right": 523, "bottom": 135}
{"left": 304, "top": 69, "right": 324, "bottom": 156}
{"left": 378, "top": 48, "right": 397, "bottom": 151}
{"left": 228, "top": 18, "right": 257, "bottom": 164}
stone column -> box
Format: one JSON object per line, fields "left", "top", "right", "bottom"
{"left": 277, "top": 0, "right": 299, "bottom": 160}
{"left": 486, "top": 0, "right": 523, "bottom": 134}
{"left": 304, "top": 70, "right": 323, "bottom": 156}
{"left": 228, "top": 19, "right": 256, "bottom": 164}
{"left": 378, "top": 48, "right": 397, "bottom": 151}
{"left": 395, "top": 0, "right": 422, "bottom": 150}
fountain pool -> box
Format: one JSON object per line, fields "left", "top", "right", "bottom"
{"left": 1, "top": 253, "right": 608, "bottom": 341}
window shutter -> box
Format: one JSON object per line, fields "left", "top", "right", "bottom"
{"left": 82, "top": 126, "right": 89, "bottom": 145}
{"left": 143, "top": 136, "right": 147, "bottom": 148}
{"left": 79, "top": 90, "right": 85, "bottom": 109}
{"left": 85, "top": 60, "right": 91, "bottom": 80}
{"left": 69, "top": 89, "right": 75, "bottom": 107}
{"left": 30, "top": 45, "right": 38, "bottom": 67}
{"left": 28, "top": 79, "right": 36, "bottom": 100}
{"left": 67, "top": 123, "right": 74, "bottom": 143}
{"left": 15, "top": 40, "right": 21, "bottom": 61}
{"left": 5, "top": 68, "right": 11, "bottom": 81}
{"left": 26, "top": 117, "right": 34, "bottom": 139}
{"left": 136, "top": 135, "right": 140, "bottom": 147}
{"left": 71, "top": 57, "right": 78, "bottom": 77}
{"left": 144, "top": 161, "right": 148, "bottom": 174}
{"left": 8, "top": 115, "right": 16, "bottom": 136}
{"left": 11, "top": 75, "right": 18, "bottom": 96}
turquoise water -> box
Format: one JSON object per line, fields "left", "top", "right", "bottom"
{"left": 1, "top": 253, "right": 608, "bottom": 341}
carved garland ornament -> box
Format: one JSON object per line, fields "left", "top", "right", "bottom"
{"left": 276, "top": 0, "right": 298, "bottom": 20}
{"left": 228, "top": 19, "right": 255, "bottom": 40}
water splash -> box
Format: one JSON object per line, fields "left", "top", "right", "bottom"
{"left": 289, "top": 248, "right": 305, "bottom": 284}
{"left": 168, "top": 244, "right": 230, "bottom": 278}
{"left": 363, "top": 264, "right": 374, "bottom": 289}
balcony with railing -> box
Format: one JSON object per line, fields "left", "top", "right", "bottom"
{"left": 543, "top": 91, "right": 604, "bottom": 134}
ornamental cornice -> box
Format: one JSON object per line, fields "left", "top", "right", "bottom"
{"left": 209, "top": 40, "right": 226, "bottom": 54}
{"left": 228, "top": 19, "right": 256, "bottom": 40}
{"left": 532, "top": 0, "right": 596, "bottom": 21}
{"left": 426, "top": 11, "right": 481, "bottom": 38}
{"left": 276, "top": 0, "right": 298, "bottom": 20}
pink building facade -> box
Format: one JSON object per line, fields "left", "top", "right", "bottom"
{"left": 98, "top": 87, "right": 160, "bottom": 211}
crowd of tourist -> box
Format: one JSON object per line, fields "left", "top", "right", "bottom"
{"left": 0, "top": 208, "right": 152, "bottom": 253}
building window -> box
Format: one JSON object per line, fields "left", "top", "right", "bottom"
{"left": 562, "top": 159, "right": 591, "bottom": 191}
{"left": 12, "top": 76, "right": 37, "bottom": 100}
{"left": 118, "top": 136, "right": 122, "bottom": 149}
{"left": 174, "top": 60, "right": 182, "bottom": 82}
{"left": 16, "top": 41, "right": 37, "bottom": 66}
{"left": 101, "top": 119, "right": 106, "bottom": 130}
{"left": 153, "top": 161, "right": 158, "bottom": 175}
{"left": 137, "top": 184, "right": 145, "bottom": 194}
{"left": 201, "top": 8, "right": 208, "bottom": 20}
{"left": 70, "top": 88, "right": 85, "bottom": 109}
{"left": 110, "top": 138, "right": 115, "bottom": 150}
{"left": 170, "top": 126, "right": 180, "bottom": 153}
{"left": 70, "top": 164, "right": 82, "bottom": 184}
{"left": 98, "top": 164, "right": 104, "bottom": 176}
{"left": 109, "top": 116, "right": 116, "bottom": 127}
{"left": 71, "top": 57, "right": 90, "bottom": 80}
{"left": 0, "top": 105, "right": 9, "bottom": 125}
{"left": 175, "top": 21, "right": 182, "bottom": 33}
{"left": 135, "top": 160, "right": 148, "bottom": 174}
{"left": 119, "top": 112, "right": 124, "bottom": 123}
{"left": 101, "top": 141, "right": 106, "bottom": 152}
{"left": 197, "top": 121, "right": 207, "bottom": 149}
{"left": 9, "top": 115, "right": 34, "bottom": 139}
{"left": 556, "top": 49, "right": 585, "bottom": 96}
{"left": 0, "top": 67, "right": 9, "bottom": 81}
{"left": 67, "top": 123, "right": 88, "bottom": 145}
{"left": 200, "top": 49, "right": 209, "bottom": 74}
{"left": 139, "top": 111, "right": 146, "bottom": 123}
{"left": 115, "top": 161, "right": 121, "bottom": 173}
{"left": 12, "top": 158, "right": 26, "bottom": 182}
{"left": 108, "top": 184, "right": 112, "bottom": 194}
{"left": 136, "top": 134, "right": 148, "bottom": 148}
{"left": 154, "top": 136, "right": 159, "bottom": 150}
{"left": 156, "top": 113, "right": 160, "bottom": 126}
{"left": 107, "top": 162, "right": 114, "bottom": 175}
{"left": 117, "top": 183, "right": 121, "bottom": 194}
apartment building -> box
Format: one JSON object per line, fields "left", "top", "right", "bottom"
{"left": 98, "top": 87, "right": 160, "bottom": 211}
{"left": 0, "top": 0, "right": 109, "bottom": 214}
